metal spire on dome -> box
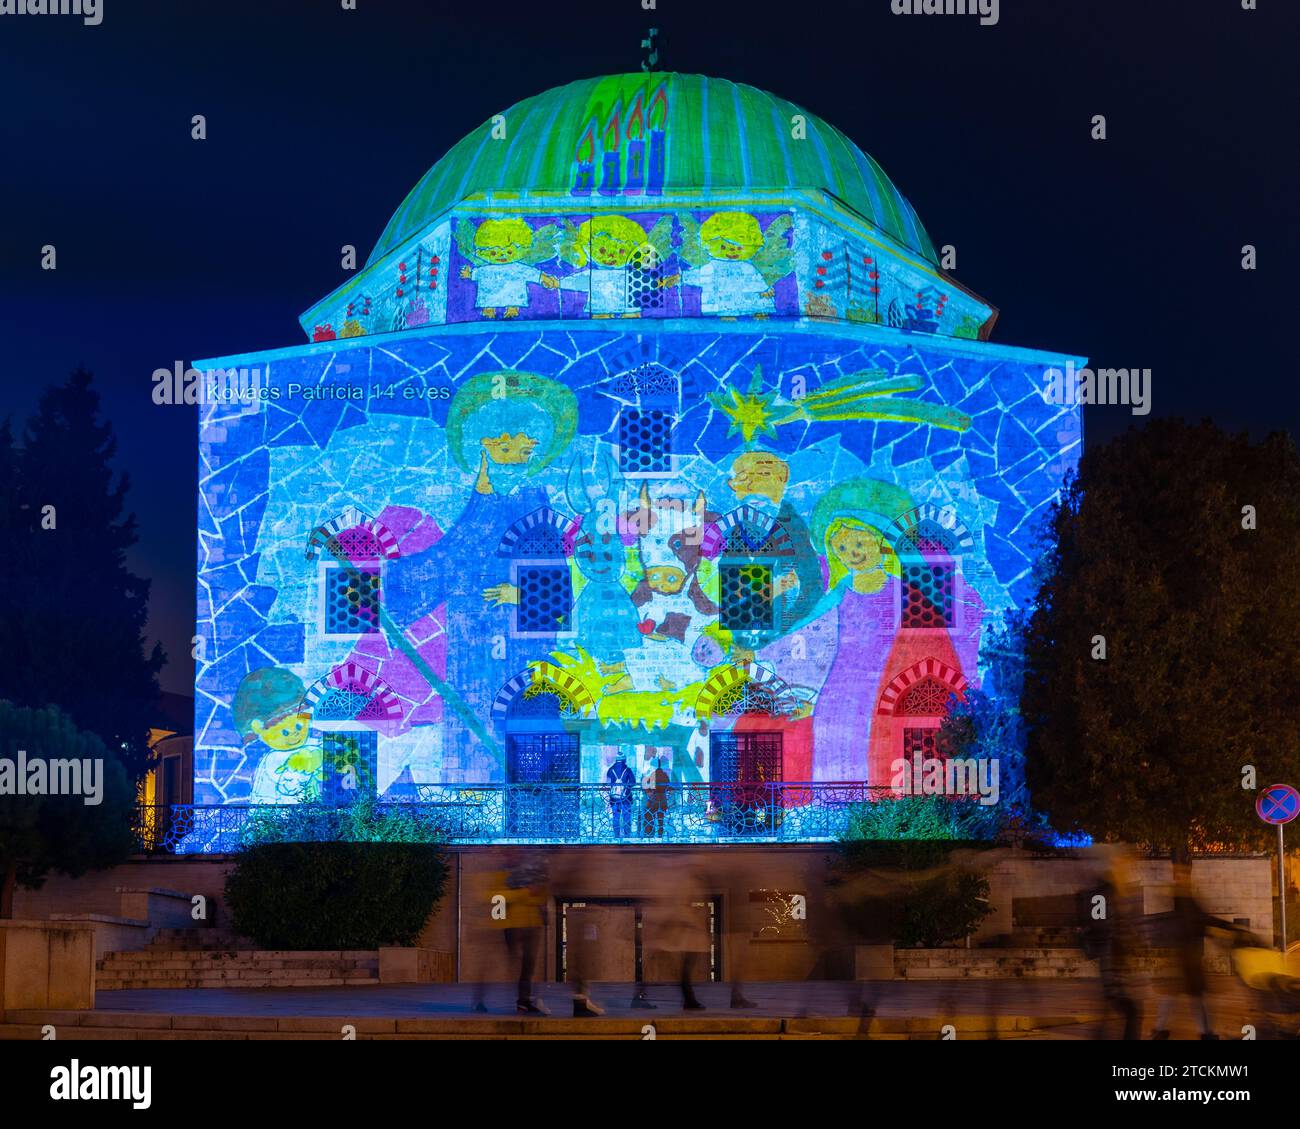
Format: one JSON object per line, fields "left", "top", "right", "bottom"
{"left": 640, "top": 27, "right": 660, "bottom": 72}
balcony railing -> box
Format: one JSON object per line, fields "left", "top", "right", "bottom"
{"left": 133, "top": 783, "right": 891, "bottom": 853}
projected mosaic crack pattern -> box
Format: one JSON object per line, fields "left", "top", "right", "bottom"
{"left": 196, "top": 325, "right": 1079, "bottom": 822}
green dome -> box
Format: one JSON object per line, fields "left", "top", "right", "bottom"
{"left": 370, "top": 73, "right": 937, "bottom": 267}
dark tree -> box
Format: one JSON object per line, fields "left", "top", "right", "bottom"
{"left": 2, "top": 367, "right": 164, "bottom": 780}
{"left": 1021, "top": 419, "right": 1300, "bottom": 858}
{"left": 0, "top": 702, "right": 138, "bottom": 918}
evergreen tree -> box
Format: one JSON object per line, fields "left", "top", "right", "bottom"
{"left": 1, "top": 367, "right": 164, "bottom": 780}
{"left": 1020, "top": 420, "right": 1300, "bottom": 858}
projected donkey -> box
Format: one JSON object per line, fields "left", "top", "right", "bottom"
{"left": 563, "top": 452, "right": 642, "bottom": 675}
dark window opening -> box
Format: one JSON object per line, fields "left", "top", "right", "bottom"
{"left": 325, "top": 567, "right": 381, "bottom": 635}
{"left": 720, "top": 563, "right": 774, "bottom": 631}
{"left": 517, "top": 565, "right": 573, "bottom": 634}
{"left": 618, "top": 409, "right": 673, "bottom": 473}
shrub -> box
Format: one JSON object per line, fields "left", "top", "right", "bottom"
{"left": 239, "top": 793, "right": 449, "bottom": 845}
{"left": 225, "top": 797, "right": 449, "bottom": 949}
{"left": 225, "top": 839, "right": 448, "bottom": 950}
{"left": 832, "top": 796, "right": 996, "bottom": 947}
{"left": 893, "top": 868, "right": 992, "bottom": 948}
{"left": 837, "top": 794, "right": 997, "bottom": 870}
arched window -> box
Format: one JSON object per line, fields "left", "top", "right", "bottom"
{"left": 888, "top": 506, "right": 973, "bottom": 631}
{"left": 303, "top": 666, "right": 405, "bottom": 802}
{"left": 609, "top": 364, "right": 678, "bottom": 476}
{"left": 495, "top": 671, "right": 585, "bottom": 838}
{"left": 878, "top": 662, "right": 966, "bottom": 770}
{"left": 895, "top": 677, "right": 956, "bottom": 717}
{"left": 714, "top": 505, "right": 797, "bottom": 638}
{"left": 496, "top": 508, "right": 575, "bottom": 636}
{"left": 311, "top": 507, "right": 401, "bottom": 641}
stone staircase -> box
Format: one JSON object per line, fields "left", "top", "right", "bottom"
{"left": 96, "top": 931, "right": 380, "bottom": 990}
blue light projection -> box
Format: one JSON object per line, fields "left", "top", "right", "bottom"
{"left": 188, "top": 73, "right": 1083, "bottom": 847}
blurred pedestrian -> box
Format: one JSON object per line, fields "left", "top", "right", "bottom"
{"left": 557, "top": 852, "right": 607, "bottom": 1018}
{"left": 654, "top": 865, "right": 708, "bottom": 1009}
{"left": 1084, "top": 846, "right": 1143, "bottom": 1041}
{"left": 1150, "top": 862, "right": 1230, "bottom": 1040}
{"left": 504, "top": 849, "right": 550, "bottom": 1015}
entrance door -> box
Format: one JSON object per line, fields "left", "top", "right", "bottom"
{"left": 562, "top": 902, "right": 638, "bottom": 983}
{"left": 559, "top": 898, "right": 721, "bottom": 985}
{"left": 640, "top": 898, "right": 719, "bottom": 983}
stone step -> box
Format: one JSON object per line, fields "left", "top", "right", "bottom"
{"left": 106, "top": 948, "right": 378, "bottom": 962}
{"left": 97, "top": 962, "right": 376, "bottom": 972}
{"left": 144, "top": 930, "right": 253, "bottom": 952}
{"left": 0, "top": 1010, "right": 1093, "bottom": 1040}
{"left": 97, "top": 969, "right": 378, "bottom": 981}
{"left": 95, "top": 979, "right": 381, "bottom": 990}
{"left": 97, "top": 970, "right": 380, "bottom": 986}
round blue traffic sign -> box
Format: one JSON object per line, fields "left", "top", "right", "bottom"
{"left": 1257, "top": 784, "right": 1300, "bottom": 825}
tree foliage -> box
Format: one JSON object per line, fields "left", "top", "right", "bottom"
{"left": 1021, "top": 420, "right": 1300, "bottom": 856}
{"left": 225, "top": 840, "right": 449, "bottom": 950}
{"left": 0, "top": 701, "right": 138, "bottom": 917}
{"left": 0, "top": 368, "right": 164, "bottom": 781}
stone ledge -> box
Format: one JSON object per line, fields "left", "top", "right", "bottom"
{"left": 52, "top": 914, "right": 149, "bottom": 928}
{"left": 113, "top": 886, "right": 192, "bottom": 900}
{"left": 0, "top": 919, "right": 97, "bottom": 933}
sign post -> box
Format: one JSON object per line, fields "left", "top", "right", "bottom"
{"left": 1256, "top": 783, "right": 1299, "bottom": 953}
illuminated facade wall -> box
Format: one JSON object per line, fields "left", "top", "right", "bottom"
{"left": 192, "top": 73, "right": 1083, "bottom": 824}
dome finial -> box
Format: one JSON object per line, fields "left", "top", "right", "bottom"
{"left": 640, "top": 27, "right": 660, "bottom": 73}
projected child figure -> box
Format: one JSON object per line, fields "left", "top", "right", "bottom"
{"left": 234, "top": 667, "right": 322, "bottom": 803}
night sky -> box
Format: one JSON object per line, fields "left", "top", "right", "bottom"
{"left": 1, "top": 0, "right": 1294, "bottom": 696}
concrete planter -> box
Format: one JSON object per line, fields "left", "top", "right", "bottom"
{"left": 0, "top": 919, "right": 96, "bottom": 1012}
{"left": 378, "top": 947, "right": 455, "bottom": 984}
{"left": 854, "top": 944, "right": 896, "bottom": 980}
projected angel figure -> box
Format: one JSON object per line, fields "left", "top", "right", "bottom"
{"left": 556, "top": 214, "right": 675, "bottom": 317}
{"left": 455, "top": 218, "right": 563, "bottom": 318}
{"left": 671, "top": 211, "right": 793, "bottom": 317}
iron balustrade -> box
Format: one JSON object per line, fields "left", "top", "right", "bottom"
{"left": 131, "top": 782, "right": 890, "bottom": 853}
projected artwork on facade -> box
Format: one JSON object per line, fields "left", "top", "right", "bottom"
{"left": 193, "top": 73, "right": 1082, "bottom": 842}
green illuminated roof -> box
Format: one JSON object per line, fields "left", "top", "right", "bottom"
{"left": 370, "top": 73, "right": 937, "bottom": 267}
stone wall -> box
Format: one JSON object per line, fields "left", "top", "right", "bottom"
{"left": 974, "top": 854, "right": 1273, "bottom": 945}
{"left": 10, "top": 848, "right": 1275, "bottom": 983}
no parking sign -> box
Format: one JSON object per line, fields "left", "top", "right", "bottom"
{"left": 1257, "top": 783, "right": 1300, "bottom": 825}
{"left": 1257, "top": 783, "right": 1298, "bottom": 953}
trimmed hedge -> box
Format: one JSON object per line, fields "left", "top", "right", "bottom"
{"left": 225, "top": 841, "right": 448, "bottom": 950}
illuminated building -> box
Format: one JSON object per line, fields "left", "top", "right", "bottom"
{"left": 187, "top": 73, "right": 1083, "bottom": 849}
